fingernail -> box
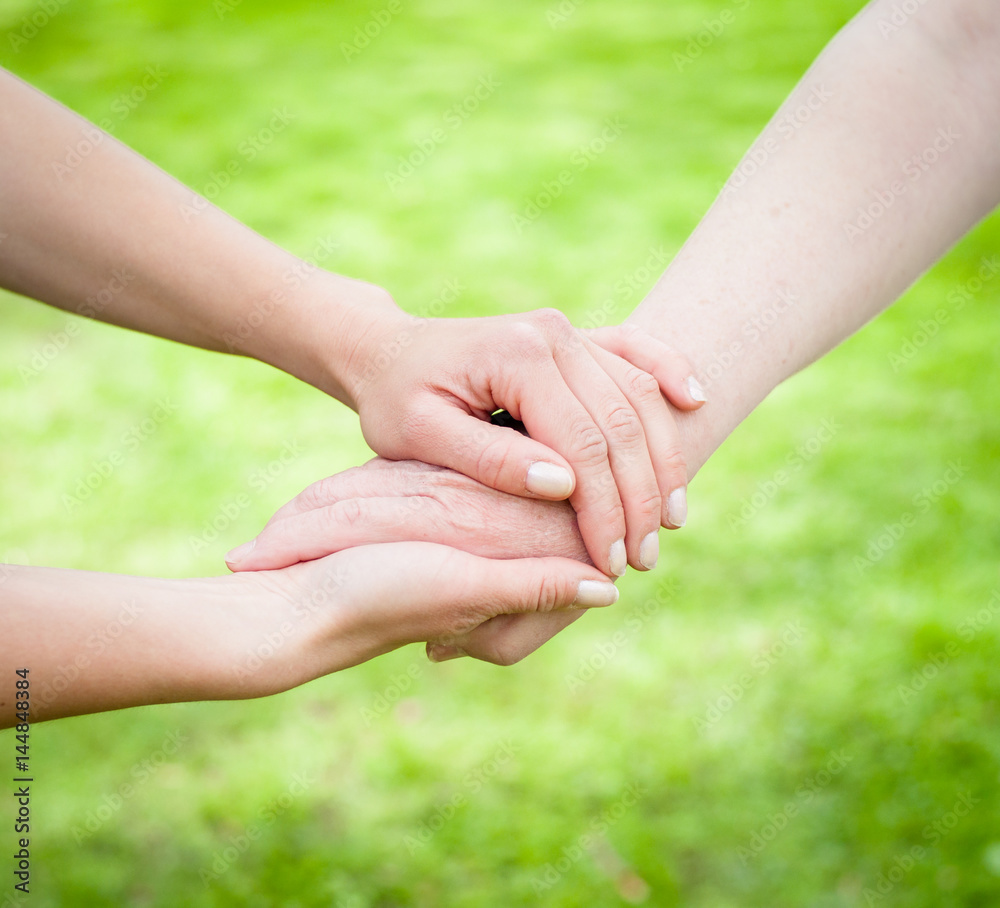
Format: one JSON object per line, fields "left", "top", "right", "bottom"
{"left": 428, "top": 644, "right": 466, "bottom": 663}
{"left": 609, "top": 538, "right": 627, "bottom": 577}
{"left": 525, "top": 462, "right": 574, "bottom": 498}
{"left": 667, "top": 488, "right": 687, "bottom": 528}
{"left": 573, "top": 580, "right": 619, "bottom": 608}
{"left": 687, "top": 375, "right": 707, "bottom": 403}
{"left": 639, "top": 531, "right": 659, "bottom": 570}
{"left": 226, "top": 538, "right": 256, "bottom": 566}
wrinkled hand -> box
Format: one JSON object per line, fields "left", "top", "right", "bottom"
{"left": 228, "top": 458, "right": 605, "bottom": 665}
{"left": 335, "top": 297, "right": 703, "bottom": 576}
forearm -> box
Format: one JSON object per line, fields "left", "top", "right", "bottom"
{"left": 0, "top": 566, "right": 266, "bottom": 725}
{"left": 0, "top": 68, "right": 396, "bottom": 407}
{"left": 628, "top": 0, "right": 1000, "bottom": 475}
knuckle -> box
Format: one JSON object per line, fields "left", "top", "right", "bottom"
{"left": 530, "top": 307, "right": 572, "bottom": 333}
{"left": 533, "top": 574, "right": 567, "bottom": 613}
{"left": 328, "top": 498, "right": 366, "bottom": 531}
{"left": 603, "top": 402, "right": 644, "bottom": 446}
{"left": 506, "top": 321, "right": 550, "bottom": 359}
{"left": 659, "top": 445, "right": 688, "bottom": 481}
{"left": 473, "top": 435, "right": 517, "bottom": 488}
{"left": 632, "top": 488, "right": 663, "bottom": 519}
{"left": 623, "top": 367, "right": 661, "bottom": 404}
{"left": 570, "top": 423, "right": 610, "bottom": 467}
{"left": 301, "top": 476, "right": 338, "bottom": 511}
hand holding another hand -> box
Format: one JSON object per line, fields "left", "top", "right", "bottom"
{"left": 227, "top": 458, "right": 609, "bottom": 666}
{"left": 332, "top": 296, "right": 704, "bottom": 576}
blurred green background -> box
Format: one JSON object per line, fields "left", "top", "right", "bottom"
{"left": 2, "top": 0, "right": 999, "bottom": 905}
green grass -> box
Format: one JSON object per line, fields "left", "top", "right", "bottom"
{"left": 2, "top": 0, "right": 1000, "bottom": 905}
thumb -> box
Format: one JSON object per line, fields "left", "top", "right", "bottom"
{"left": 426, "top": 552, "right": 618, "bottom": 663}
{"left": 401, "top": 402, "right": 578, "bottom": 500}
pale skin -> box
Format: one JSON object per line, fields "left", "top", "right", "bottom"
{"left": 234, "top": 0, "right": 1000, "bottom": 662}
{"left": 0, "top": 67, "right": 705, "bottom": 577}
{"left": 3, "top": 0, "right": 999, "bottom": 721}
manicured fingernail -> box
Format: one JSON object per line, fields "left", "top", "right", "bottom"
{"left": 667, "top": 488, "right": 687, "bottom": 528}
{"left": 428, "top": 644, "right": 466, "bottom": 663}
{"left": 639, "top": 531, "right": 659, "bottom": 570}
{"left": 687, "top": 375, "right": 707, "bottom": 403}
{"left": 573, "top": 580, "right": 619, "bottom": 608}
{"left": 226, "top": 538, "right": 256, "bottom": 566}
{"left": 526, "top": 462, "right": 574, "bottom": 498}
{"left": 609, "top": 538, "right": 627, "bottom": 577}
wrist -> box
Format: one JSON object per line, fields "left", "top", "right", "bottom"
{"left": 255, "top": 267, "right": 414, "bottom": 410}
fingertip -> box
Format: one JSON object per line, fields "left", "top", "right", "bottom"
{"left": 664, "top": 487, "right": 688, "bottom": 529}
{"left": 427, "top": 643, "right": 467, "bottom": 662}
{"left": 685, "top": 375, "right": 707, "bottom": 407}
{"left": 525, "top": 461, "right": 575, "bottom": 499}
{"left": 572, "top": 579, "right": 619, "bottom": 608}
{"left": 225, "top": 538, "right": 256, "bottom": 571}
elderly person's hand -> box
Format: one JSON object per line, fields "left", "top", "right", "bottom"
{"left": 227, "top": 458, "right": 610, "bottom": 665}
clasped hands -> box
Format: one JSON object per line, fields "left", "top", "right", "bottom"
{"left": 219, "top": 286, "right": 704, "bottom": 693}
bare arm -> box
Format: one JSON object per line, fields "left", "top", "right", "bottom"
{"left": 0, "top": 67, "right": 709, "bottom": 576}
{"left": 627, "top": 0, "right": 1000, "bottom": 474}
{"left": 0, "top": 547, "right": 617, "bottom": 726}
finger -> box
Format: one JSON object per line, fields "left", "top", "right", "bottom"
{"left": 324, "top": 543, "right": 617, "bottom": 664}
{"left": 586, "top": 342, "right": 690, "bottom": 534}
{"left": 425, "top": 553, "right": 617, "bottom": 661}
{"left": 585, "top": 324, "right": 707, "bottom": 410}
{"left": 261, "top": 459, "right": 450, "bottom": 528}
{"left": 530, "top": 322, "right": 661, "bottom": 574}
{"left": 227, "top": 496, "right": 449, "bottom": 571}
{"left": 427, "top": 610, "right": 586, "bottom": 666}
{"left": 507, "top": 363, "right": 630, "bottom": 577}
{"left": 395, "top": 398, "right": 580, "bottom": 502}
